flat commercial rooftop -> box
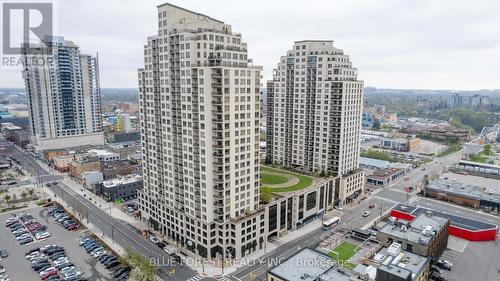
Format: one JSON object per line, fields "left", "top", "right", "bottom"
{"left": 427, "top": 175, "right": 500, "bottom": 205}
{"left": 379, "top": 212, "right": 449, "bottom": 245}
{"left": 268, "top": 248, "right": 353, "bottom": 281}
{"left": 393, "top": 204, "right": 498, "bottom": 231}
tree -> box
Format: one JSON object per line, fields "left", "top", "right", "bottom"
{"left": 27, "top": 188, "right": 35, "bottom": 197}
{"left": 264, "top": 155, "right": 272, "bottom": 165}
{"left": 372, "top": 119, "right": 381, "bottom": 130}
{"left": 4, "top": 194, "right": 11, "bottom": 202}
{"left": 124, "top": 248, "right": 156, "bottom": 281}
{"left": 21, "top": 191, "right": 28, "bottom": 200}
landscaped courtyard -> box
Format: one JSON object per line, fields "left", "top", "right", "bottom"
{"left": 329, "top": 242, "right": 357, "bottom": 269}
{"left": 260, "top": 166, "right": 315, "bottom": 203}
{"left": 261, "top": 166, "right": 314, "bottom": 193}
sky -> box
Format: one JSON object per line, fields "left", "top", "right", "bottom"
{"left": 1, "top": 0, "right": 500, "bottom": 90}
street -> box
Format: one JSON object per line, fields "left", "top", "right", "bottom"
{"left": 0, "top": 139, "right": 200, "bottom": 281}
{"left": 3, "top": 138, "right": 497, "bottom": 281}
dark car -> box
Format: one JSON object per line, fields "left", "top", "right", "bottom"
{"left": 25, "top": 247, "right": 40, "bottom": 256}
{"left": 45, "top": 247, "right": 65, "bottom": 255}
{"left": 156, "top": 242, "right": 166, "bottom": 249}
{"left": 32, "top": 261, "right": 51, "bottom": 270}
{"left": 103, "top": 257, "right": 117, "bottom": 266}
{"left": 114, "top": 267, "right": 130, "bottom": 278}
{"left": 49, "top": 252, "right": 66, "bottom": 260}
{"left": 436, "top": 259, "right": 452, "bottom": 270}
{"left": 102, "top": 256, "right": 116, "bottom": 264}
{"left": 98, "top": 254, "right": 110, "bottom": 261}
{"left": 117, "top": 271, "right": 129, "bottom": 281}
{"left": 105, "top": 260, "right": 120, "bottom": 269}
{"left": 56, "top": 262, "right": 73, "bottom": 270}
{"left": 9, "top": 223, "right": 23, "bottom": 230}
{"left": 0, "top": 249, "right": 8, "bottom": 258}
{"left": 37, "top": 264, "right": 53, "bottom": 273}
{"left": 19, "top": 237, "right": 34, "bottom": 245}
{"left": 67, "top": 224, "right": 79, "bottom": 231}
{"left": 430, "top": 272, "right": 448, "bottom": 281}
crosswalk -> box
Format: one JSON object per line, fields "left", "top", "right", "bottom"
{"left": 373, "top": 195, "right": 401, "bottom": 206}
{"left": 186, "top": 275, "right": 233, "bottom": 281}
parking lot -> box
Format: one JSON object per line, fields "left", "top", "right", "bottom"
{"left": 0, "top": 207, "right": 113, "bottom": 281}
{"left": 439, "top": 238, "right": 500, "bottom": 281}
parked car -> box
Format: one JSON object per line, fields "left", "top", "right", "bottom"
{"left": 56, "top": 262, "right": 74, "bottom": 270}
{"left": 105, "top": 260, "right": 120, "bottom": 269}
{"left": 163, "top": 246, "right": 176, "bottom": 255}
{"left": 362, "top": 211, "right": 371, "bottom": 217}
{"left": 35, "top": 232, "right": 51, "bottom": 240}
{"left": 430, "top": 272, "right": 448, "bottom": 281}
{"left": 32, "top": 262, "right": 51, "bottom": 271}
{"left": 149, "top": 236, "right": 159, "bottom": 244}
{"left": 66, "top": 224, "right": 79, "bottom": 231}
{"left": 436, "top": 259, "right": 453, "bottom": 270}
{"left": 25, "top": 251, "right": 41, "bottom": 260}
{"left": 16, "top": 233, "right": 31, "bottom": 241}
{"left": 0, "top": 250, "right": 8, "bottom": 258}
{"left": 19, "top": 237, "right": 34, "bottom": 245}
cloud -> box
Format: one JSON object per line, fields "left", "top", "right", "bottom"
{"left": 1, "top": 0, "right": 499, "bottom": 90}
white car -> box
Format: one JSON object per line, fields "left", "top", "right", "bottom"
{"left": 35, "top": 232, "right": 51, "bottom": 240}
{"left": 62, "top": 271, "right": 81, "bottom": 280}
{"left": 149, "top": 236, "right": 159, "bottom": 244}
{"left": 362, "top": 211, "right": 371, "bottom": 217}
{"left": 25, "top": 251, "right": 41, "bottom": 260}
{"left": 39, "top": 267, "right": 56, "bottom": 277}
{"left": 54, "top": 257, "right": 70, "bottom": 267}
{"left": 16, "top": 233, "right": 30, "bottom": 241}
{"left": 92, "top": 250, "right": 107, "bottom": 258}
{"left": 163, "top": 246, "right": 176, "bottom": 255}
{"left": 0, "top": 265, "right": 5, "bottom": 274}
{"left": 12, "top": 229, "right": 28, "bottom": 236}
{"left": 90, "top": 247, "right": 104, "bottom": 255}
{"left": 60, "top": 266, "right": 76, "bottom": 275}
{"left": 40, "top": 244, "right": 57, "bottom": 252}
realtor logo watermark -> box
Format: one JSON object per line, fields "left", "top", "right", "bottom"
{"left": 1, "top": 1, "right": 53, "bottom": 68}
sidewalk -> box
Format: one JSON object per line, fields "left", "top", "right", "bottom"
{"left": 188, "top": 217, "right": 324, "bottom": 277}
{"left": 31, "top": 154, "right": 147, "bottom": 230}
{"left": 61, "top": 177, "right": 147, "bottom": 230}
{"left": 41, "top": 184, "right": 126, "bottom": 257}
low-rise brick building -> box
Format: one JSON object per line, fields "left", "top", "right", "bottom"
{"left": 377, "top": 212, "right": 450, "bottom": 261}
{"left": 68, "top": 156, "right": 102, "bottom": 182}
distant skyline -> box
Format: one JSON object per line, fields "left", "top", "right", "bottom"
{"left": 1, "top": 0, "right": 500, "bottom": 90}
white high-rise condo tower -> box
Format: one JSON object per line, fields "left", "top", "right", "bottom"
{"left": 138, "top": 3, "right": 264, "bottom": 259}
{"left": 266, "top": 41, "right": 364, "bottom": 205}
{"left": 21, "top": 36, "right": 104, "bottom": 152}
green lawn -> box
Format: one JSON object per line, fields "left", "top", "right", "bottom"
{"left": 329, "top": 242, "right": 357, "bottom": 269}
{"left": 437, "top": 144, "right": 463, "bottom": 157}
{"left": 261, "top": 166, "right": 313, "bottom": 193}
{"left": 261, "top": 174, "right": 288, "bottom": 185}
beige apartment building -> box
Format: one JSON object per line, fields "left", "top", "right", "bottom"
{"left": 138, "top": 4, "right": 263, "bottom": 259}
{"left": 266, "top": 41, "right": 364, "bottom": 205}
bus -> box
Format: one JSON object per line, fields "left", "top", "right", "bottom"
{"left": 322, "top": 216, "right": 341, "bottom": 230}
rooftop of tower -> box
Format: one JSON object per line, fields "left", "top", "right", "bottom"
{"left": 294, "top": 40, "right": 334, "bottom": 44}
{"left": 157, "top": 2, "right": 225, "bottom": 24}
